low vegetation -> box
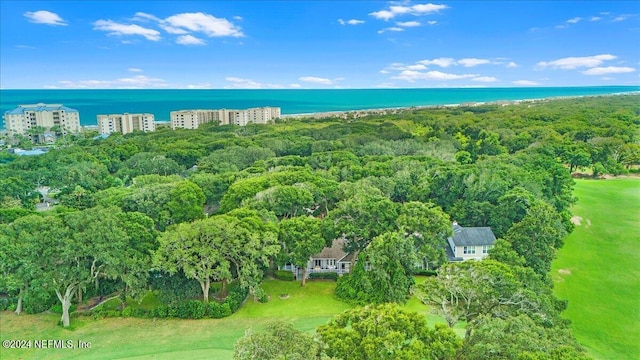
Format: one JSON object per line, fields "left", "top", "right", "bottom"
{"left": 552, "top": 179, "right": 640, "bottom": 360}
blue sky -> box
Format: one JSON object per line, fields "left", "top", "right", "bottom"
{"left": 1, "top": 1, "right": 638, "bottom": 89}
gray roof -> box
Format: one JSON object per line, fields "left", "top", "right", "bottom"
{"left": 449, "top": 224, "right": 496, "bottom": 247}
{"left": 313, "top": 238, "right": 349, "bottom": 261}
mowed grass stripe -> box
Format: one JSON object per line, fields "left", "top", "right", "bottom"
{"left": 552, "top": 178, "right": 640, "bottom": 360}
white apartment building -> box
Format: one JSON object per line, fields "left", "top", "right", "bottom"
{"left": 3, "top": 103, "right": 81, "bottom": 143}
{"left": 97, "top": 113, "right": 155, "bottom": 135}
{"left": 170, "top": 107, "right": 281, "bottom": 129}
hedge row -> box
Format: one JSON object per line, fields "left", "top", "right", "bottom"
{"left": 309, "top": 272, "right": 339, "bottom": 280}
{"left": 274, "top": 270, "right": 295, "bottom": 281}
{"left": 92, "top": 286, "right": 249, "bottom": 320}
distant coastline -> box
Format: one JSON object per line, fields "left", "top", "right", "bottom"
{"left": 1, "top": 86, "right": 639, "bottom": 129}
{"left": 280, "top": 90, "right": 640, "bottom": 120}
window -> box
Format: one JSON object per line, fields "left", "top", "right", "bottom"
{"left": 314, "top": 259, "right": 322, "bottom": 268}
{"left": 463, "top": 246, "right": 476, "bottom": 255}
{"left": 482, "top": 245, "right": 492, "bottom": 254}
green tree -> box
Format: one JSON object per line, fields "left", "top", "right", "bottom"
{"left": 364, "top": 232, "right": 417, "bottom": 304}
{"left": 317, "top": 303, "right": 461, "bottom": 360}
{"left": 396, "top": 201, "right": 452, "bottom": 267}
{"left": 460, "top": 315, "right": 590, "bottom": 360}
{"left": 504, "top": 203, "right": 567, "bottom": 276}
{"left": 278, "top": 216, "right": 325, "bottom": 287}
{"left": 323, "top": 187, "right": 398, "bottom": 255}
{"left": 166, "top": 180, "right": 205, "bottom": 223}
{"left": 419, "top": 260, "right": 544, "bottom": 339}
{"left": 153, "top": 217, "right": 237, "bottom": 302}
{"left": 233, "top": 321, "right": 319, "bottom": 360}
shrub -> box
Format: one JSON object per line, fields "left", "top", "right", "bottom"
{"left": 24, "top": 292, "right": 56, "bottom": 314}
{"left": 207, "top": 302, "right": 232, "bottom": 318}
{"left": 309, "top": 272, "right": 339, "bottom": 280}
{"left": 176, "top": 300, "right": 205, "bottom": 319}
{"left": 414, "top": 269, "right": 438, "bottom": 277}
{"left": 254, "top": 287, "right": 269, "bottom": 303}
{"left": 274, "top": 270, "right": 296, "bottom": 281}
{"left": 121, "top": 306, "right": 132, "bottom": 317}
{"left": 0, "top": 297, "right": 15, "bottom": 311}
{"left": 49, "top": 303, "right": 77, "bottom": 314}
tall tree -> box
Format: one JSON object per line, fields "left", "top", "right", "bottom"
{"left": 396, "top": 201, "right": 452, "bottom": 267}
{"left": 323, "top": 187, "right": 398, "bottom": 254}
{"left": 233, "top": 321, "right": 319, "bottom": 360}
{"left": 505, "top": 202, "right": 567, "bottom": 276}
{"left": 153, "top": 217, "right": 237, "bottom": 303}
{"left": 278, "top": 216, "right": 325, "bottom": 287}
{"left": 317, "top": 303, "right": 461, "bottom": 360}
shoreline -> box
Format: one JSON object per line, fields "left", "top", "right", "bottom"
{"left": 279, "top": 91, "right": 640, "bottom": 120}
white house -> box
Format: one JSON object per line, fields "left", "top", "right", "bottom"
{"left": 446, "top": 222, "right": 497, "bottom": 261}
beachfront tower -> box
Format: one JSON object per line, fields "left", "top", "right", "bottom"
{"left": 3, "top": 103, "right": 81, "bottom": 143}
{"left": 98, "top": 113, "right": 155, "bottom": 135}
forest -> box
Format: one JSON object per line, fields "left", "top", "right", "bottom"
{"left": 1, "top": 94, "right": 638, "bottom": 359}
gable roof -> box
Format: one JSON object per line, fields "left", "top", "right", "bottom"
{"left": 313, "top": 237, "right": 349, "bottom": 261}
{"left": 449, "top": 224, "right": 496, "bottom": 247}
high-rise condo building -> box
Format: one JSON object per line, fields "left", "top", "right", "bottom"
{"left": 97, "top": 113, "right": 155, "bottom": 135}
{"left": 170, "top": 107, "right": 281, "bottom": 130}
{"left": 3, "top": 103, "right": 81, "bottom": 143}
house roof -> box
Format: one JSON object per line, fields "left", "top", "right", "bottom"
{"left": 449, "top": 224, "right": 496, "bottom": 247}
{"left": 5, "top": 103, "right": 78, "bottom": 115}
{"left": 313, "top": 237, "right": 349, "bottom": 261}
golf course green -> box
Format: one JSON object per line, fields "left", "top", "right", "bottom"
{"left": 552, "top": 178, "right": 640, "bottom": 360}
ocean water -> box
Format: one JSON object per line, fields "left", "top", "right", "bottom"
{"left": 1, "top": 86, "right": 638, "bottom": 128}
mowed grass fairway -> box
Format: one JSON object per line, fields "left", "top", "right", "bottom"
{"left": 552, "top": 178, "right": 640, "bottom": 360}
{"left": 0, "top": 278, "right": 438, "bottom": 359}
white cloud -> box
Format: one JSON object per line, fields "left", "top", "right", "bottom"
{"left": 93, "top": 20, "right": 161, "bottom": 41}
{"left": 566, "top": 17, "right": 582, "bottom": 24}
{"left": 299, "top": 76, "right": 335, "bottom": 85}
{"left": 370, "top": 10, "right": 395, "bottom": 21}
{"left": 16, "top": 45, "right": 36, "bottom": 49}
{"left": 24, "top": 10, "right": 67, "bottom": 26}
{"left": 397, "top": 21, "right": 421, "bottom": 27}
{"left": 233, "top": 16, "right": 243, "bottom": 21}
{"left": 128, "top": 68, "right": 143, "bottom": 72}
{"left": 164, "top": 12, "right": 243, "bottom": 37}
{"left": 132, "top": 12, "right": 161, "bottom": 22}
{"left": 160, "top": 24, "right": 189, "bottom": 34}
{"left": 290, "top": 83, "right": 301, "bottom": 88}
{"left": 513, "top": 80, "right": 540, "bottom": 86}
{"left": 378, "top": 27, "right": 405, "bottom": 34}
{"left": 536, "top": 54, "right": 616, "bottom": 69}
{"left": 406, "top": 64, "right": 427, "bottom": 70}
{"left": 582, "top": 66, "right": 636, "bottom": 75}
{"left": 392, "top": 70, "right": 477, "bottom": 82}
{"left": 338, "top": 18, "right": 365, "bottom": 25}
{"left": 457, "top": 58, "right": 491, "bottom": 67}
{"left": 419, "top": 57, "right": 456, "bottom": 67}
{"left": 471, "top": 76, "right": 498, "bottom": 82}
{"left": 370, "top": 3, "right": 448, "bottom": 20}
{"left": 506, "top": 62, "right": 518, "bottom": 68}
{"left": 590, "top": 16, "right": 601, "bottom": 21}
{"left": 555, "top": 25, "right": 568, "bottom": 29}
{"left": 176, "top": 34, "right": 206, "bottom": 45}
{"left": 613, "top": 14, "right": 633, "bottom": 22}
{"left": 224, "top": 77, "right": 290, "bottom": 89}
{"left": 427, "top": 20, "right": 438, "bottom": 25}
{"left": 185, "top": 83, "right": 212, "bottom": 89}
{"left": 49, "top": 75, "right": 168, "bottom": 89}
{"left": 225, "top": 77, "right": 264, "bottom": 88}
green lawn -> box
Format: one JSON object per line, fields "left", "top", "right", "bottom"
{"left": 552, "top": 178, "right": 640, "bottom": 360}
{"left": 0, "top": 278, "right": 447, "bottom": 359}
